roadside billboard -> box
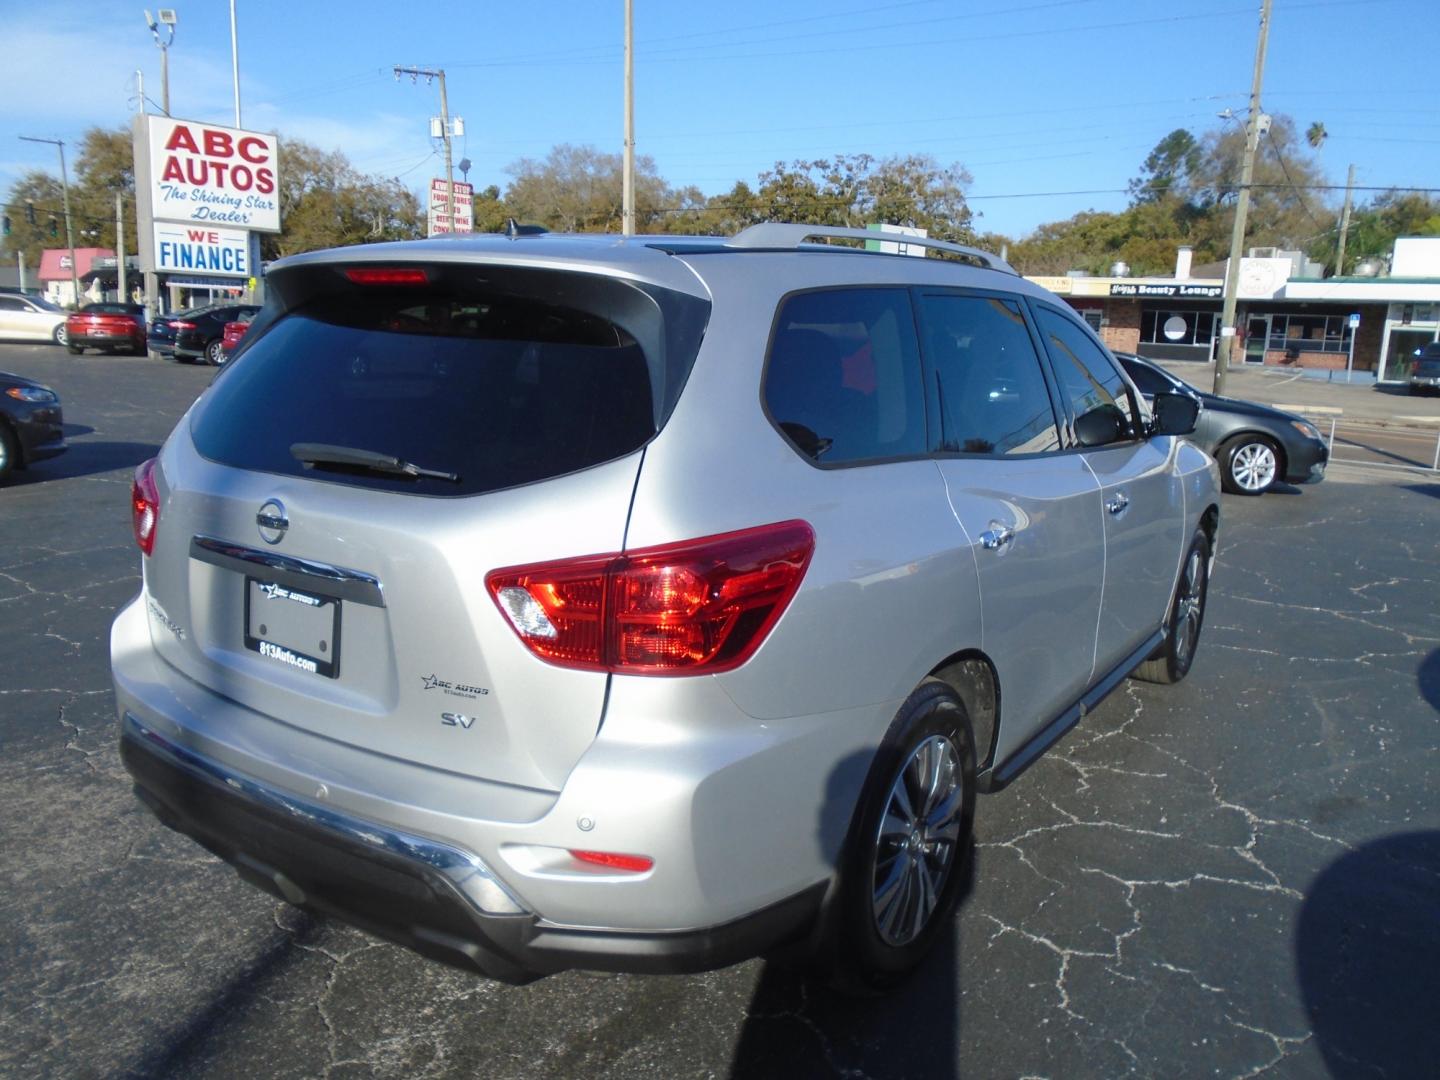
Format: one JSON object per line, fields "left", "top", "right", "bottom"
{"left": 428, "top": 178, "right": 474, "bottom": 236}
{"left": 144, "top": 116, "right": 281, "bottom": 233}
{"left": 153, "top": 223, "right": 251, "bottom": 277}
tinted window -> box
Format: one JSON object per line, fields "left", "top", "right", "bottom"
{"left": 0, "top": 297, "right": 23, "bottom": 312}
{"left": 918, "top": 293, "right": 1059, "bottom": 455}
{"left": 1120, "top": 358, "right": 1172, "bottom": 397}
{"left": 765, "top": 288, "right": 926, "bottom": 464}
{"left": 191, "top": 283, "right": 675, "bottom": 497}
{"left": 1036, "top": 307, "right": 1137, "bottom": 445}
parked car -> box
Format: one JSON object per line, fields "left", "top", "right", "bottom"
{"left": 0, "top": 291, "right": 68, "bottom": 346}
{"left": 148, "top": 303, "right": 259, "bottom": 365}
{"left": 1114, "top": 352, "right": 1328, "bottom": 496}
{"left": 218, "top": 312, "right": 255, "bottom": 363}
{"left": 0, "top": 370, "right": 64, "bottom": 481}
{"left": 1409, "top": 342, "right": 1440, "bottom": 396}
{"left": 65, "top": 302, "right": 147, "bottom": 356}
{"left": 112, "top": 225, "right": 1218, "bottom": 992}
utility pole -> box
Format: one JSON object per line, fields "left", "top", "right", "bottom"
{"left": 117, "top": 193, "right": 127, "bottom": 303}
{"left": 394, "top": 66, "right": 455, "bottom": 234}
{"left": 622, "top": 0, "right": 635, "bottom": 236}
{"left": 1335, "top": 163, "right": 1356, "bottom": 277}
{"left": 1214, "top": 0, "right": 1272, "bottom": 397}
{"left": 19, "top": 136, "right": 80, "bottom": 307}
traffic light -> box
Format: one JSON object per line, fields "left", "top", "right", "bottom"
{"left": 47, "top": 216, "right": 58, "bottom": 239}
{"left": 2, "top": 215, "right": 10, "bottom": 237}
{"left": 25, "top": 201, "right": 36, "bottom": 226}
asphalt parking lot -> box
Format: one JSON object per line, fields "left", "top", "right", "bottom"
{"left": 3, "top": 342, "right": 1438, "bottom": 1079}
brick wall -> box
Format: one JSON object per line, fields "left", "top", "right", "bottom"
{"left": 1099, "top": 299, "right": 1140, "bottom": 353}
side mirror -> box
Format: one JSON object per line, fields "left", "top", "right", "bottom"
{"left": 1073, "top": 403, "right": 1128, "bottom": 447}
{"left": 1151, "top": 390, "right": 1200, "bottom": 436}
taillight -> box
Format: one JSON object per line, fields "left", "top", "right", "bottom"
{"left": 169, "top": 320, "right": 196, "bottom": 331}
{"left": 486, "top": 521, "right": 814, "bottom": 675}
{"left": 131, "top": 458, "right": 159, "bottom": 556}
{"left": 344, "top": 267, "right": 428, "bottom": 285}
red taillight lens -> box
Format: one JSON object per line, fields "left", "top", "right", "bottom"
{"left": 486, "top": 521, "right": 814, "bottom": 676}
{"left": 344, "top": 267, "right": 429, "bottom": 285}
{"left": 169, "top": 320, "right": 197, "bottom": 331}
{"left": 131, "top": 457, "right": 159, "bottom": 556}
{"left": 569, "top": 850, "right": 654, "bottom": 873}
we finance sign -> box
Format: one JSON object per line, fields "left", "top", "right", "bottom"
{"left": 154, "top": 224, "right": 251, "bottom": 278}
{"left": 146, "top": 117, "right": 280, "bottom": 232}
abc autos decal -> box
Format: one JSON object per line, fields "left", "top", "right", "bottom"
{"left": 146, "top": 117, "right": 281, "bottom": 232}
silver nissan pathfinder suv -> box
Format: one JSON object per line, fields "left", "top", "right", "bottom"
{"left": 112, "top": 224, "right": 1219, "bottom": 991}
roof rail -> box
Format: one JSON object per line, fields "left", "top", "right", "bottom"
{"left": 727, "top": 223, "right": 1016, "bottom": 275}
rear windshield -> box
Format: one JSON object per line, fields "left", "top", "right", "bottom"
{"left": 189, "top": 273, "right": 707, "bottom": 497}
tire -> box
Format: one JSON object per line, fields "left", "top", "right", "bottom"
{"left": 52, "top": 323, "right": 67, "bottom": 347}
{"left": 204, "top": 338, "right": 224, "bottom": 365}
{"left": 0, "top": 423, "right": 18, "bottom": 480}
{"left": 1133, "top": 529, "right": 1210, "bottom": 685}
{"left": 1219, "top": 434, "right": 1280, "bottom": 495}
{"left": 831, "top": 680, "right": 976, "bottom": 993}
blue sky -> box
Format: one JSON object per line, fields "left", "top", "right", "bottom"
{"left": 3, "top": 0, "right": 1436, "bottom": 239}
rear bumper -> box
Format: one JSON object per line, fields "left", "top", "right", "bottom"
{"left": 120, "top": 710, "right": 823, "bottom": 982}
{"left": 71, "top": 329, "right": 143, "bottom": 348}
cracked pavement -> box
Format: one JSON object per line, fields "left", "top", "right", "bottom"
{"left": 1, "top": 343, "right": 1437, "bottom": 1079}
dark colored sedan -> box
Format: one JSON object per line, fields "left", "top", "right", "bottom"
{"left": 65, "top": 303, "right": 147, "bottom": 356}
{"left": 149, "top": 303, "right": 259, "bottom": 366}
{"left": 0, "top": 371, "right": 65, "bottom": 481}
{"left": 1116, "top": 352, "right": 1328, "bottom": 496}
{"left": 1409, "top": 343, "right": 1440, "bottom": 396}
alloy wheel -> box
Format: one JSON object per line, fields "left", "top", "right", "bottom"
{"left": 871, "top": 734, "right": 963, "bottom": 946}
{"left": 1231, "top": 442, "right": 1277, "bottom": 492}
{"left": 1173, "top": 547, "right": 1206, "bottom": 668}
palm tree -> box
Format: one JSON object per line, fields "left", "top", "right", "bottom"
{"left": 1306, "top": 122, "right": 1328, "bottom": 150}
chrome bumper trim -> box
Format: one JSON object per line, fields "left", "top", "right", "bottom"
{"left": 190, "top": 535, "right": 384, "bottom": 607}
{"left": 121, "top": 711, "right": 528, "bottom": 917}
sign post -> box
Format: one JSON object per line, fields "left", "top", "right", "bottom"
{"left": 1346, "top": 312, "right": 1360, "bottom": 383}
{"left": 427, "top": 178, "right": 473, "bottom": 236}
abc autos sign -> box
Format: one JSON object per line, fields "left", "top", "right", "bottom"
{"left": 145, "top": 117, "right": 280, "bottom": 233}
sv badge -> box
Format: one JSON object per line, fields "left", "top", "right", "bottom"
{"left": 441, "top": 712, "right": 476, "bottom": 730}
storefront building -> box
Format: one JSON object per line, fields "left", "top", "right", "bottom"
{"left": 1028, "top": 237, "right": 1440, "bottom": 384}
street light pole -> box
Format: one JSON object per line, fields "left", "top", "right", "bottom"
{"left": 144, "top": 9, "right": 177, "bottom": 116}
{"left": 18, "top": 136, "right": 80, "bottom": 307}
{"left": 230, "top": 0, "right": 242, "bottom": 126}
{"left": 622, "top": 0, "right": 635, "bottom": 236}
{"left": 1214, "top": 0, "right": 1272, "bottom": 397}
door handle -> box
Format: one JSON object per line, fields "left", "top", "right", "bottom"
{"left": 1106, "top": 492, "right": 1130, "bottom": 515}
{"left": 980, "top": 524, "right": 1015, "bottom": 550}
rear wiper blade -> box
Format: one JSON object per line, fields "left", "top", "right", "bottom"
{"left": 290, "top": 442, "right": 460, "bottom": 483}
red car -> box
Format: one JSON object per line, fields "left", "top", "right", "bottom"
{"left": 218, "top": 314, "right": 254, "bottom": 364}
{"left": 66, "top": 303, "right": 147, "bottom": 356}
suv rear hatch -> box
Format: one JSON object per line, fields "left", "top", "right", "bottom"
{"left": 142, "top": 252, "right": 709, "bottom": 793}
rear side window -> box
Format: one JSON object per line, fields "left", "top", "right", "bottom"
{"left": 1122, "top": 360, "right": 1172, "bottom": 397}
{"left": 1035, "top": 307, "right": 1138, "bottom": 444}
{"left": 764, "top": 288, "right": 926, "bottom": 464}
{"left": 918, "top": 293, "right": 1060, "bottom": 455}
{"left": 191, "top": 280, "right": 684, "bottom": 497}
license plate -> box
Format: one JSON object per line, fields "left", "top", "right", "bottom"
{"left": 244, "top": 578, "right": 340, "bottom": 678}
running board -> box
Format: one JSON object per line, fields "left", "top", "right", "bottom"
{"left": 977, "top": 629, "right": 1165, "bottom": 793}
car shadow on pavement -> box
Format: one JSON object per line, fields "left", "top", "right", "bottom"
{"left": 8, "top": 440, "right": 160, "bottom": 485}
{"left": 730, "top": 747, "right": 972, "bottom": 1079}
{"left": 1296, "top": 831, "right": 1440, "bottom": 1078}
{"left": 1418, "top": 649, "right": 1440, "bottom": 714}
{"left": 120, "top": 913, "right": 318, "bottom": 1078}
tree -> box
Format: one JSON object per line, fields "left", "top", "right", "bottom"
{"left": 502, "top": 144, "right": 678, "bottom": 233}
{"left": 2, "top": 126, "right": 139, "bottom": 263}
{"left": 1329, "top": 190, "right": 1440, "bottom": 273}
{"left": 1128, "top": 129, "right": 1202, "bottom": 205}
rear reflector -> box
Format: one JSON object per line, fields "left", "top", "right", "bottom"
{"left": 569, "top": 850, "right": 654, "bottom": 873}
{"left": 486, "top": 520, "right": 814, "bottom": 675}
{"left": 344, "top": 267, "right": 429, "bottom": 285}
{"left": 132, "top": 458, "right": 159, "bottom": 556}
